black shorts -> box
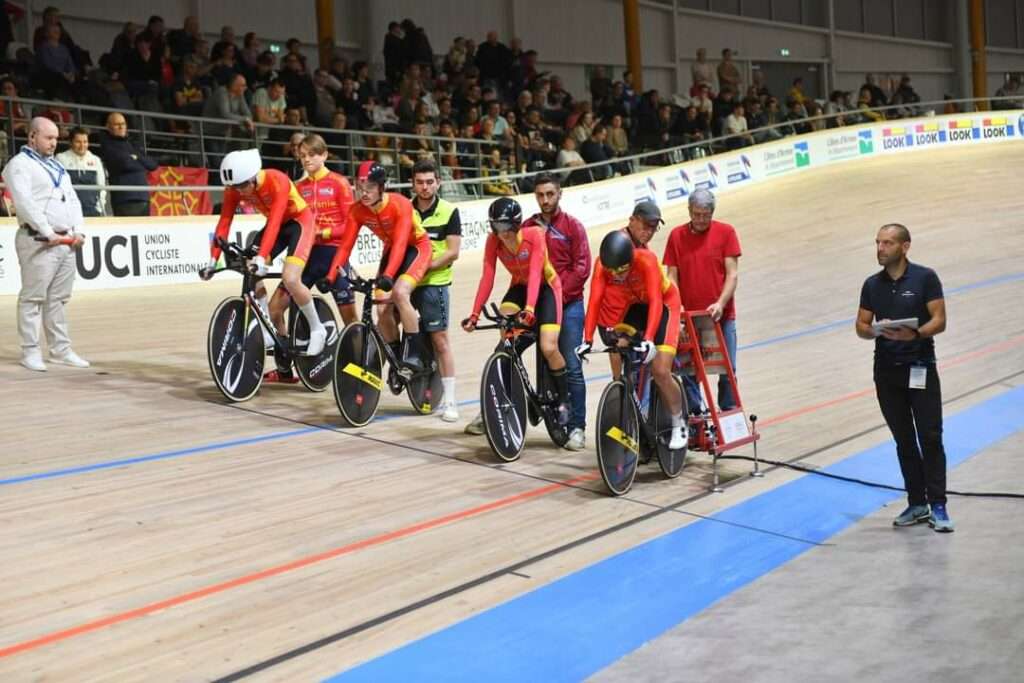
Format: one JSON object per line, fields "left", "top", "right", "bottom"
{"left": 302, "top": 244, "right": 356, "bottom": 306}
{"left": 502, "top": 283, "right": 561, "bottom": 331}
{"left": 252, "top": 216, "right": 315, "bottom": 264}
{"left": 598, "top": 303, "right": 670, "bottom": 348}
{"left": 412, "top": 285, "right": 449, "bottom": 332}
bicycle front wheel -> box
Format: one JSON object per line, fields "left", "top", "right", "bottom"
{"left": 333, "top": 322, "right": 383, "bottom": 427}
{"left": 480, "top": 351, "right": 527, "bottom": 462}
{"left": 291, "top": 296, "right": 340, "bottom": 392}
{"left": 595, "top": 379, "right": 641, "bottom": 495}
{"left": 207, "top": 297, "right": 265, "bottom": 402}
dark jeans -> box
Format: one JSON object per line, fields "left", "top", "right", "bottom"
{"left": 874, "top": 363, "right": 947, "bottom": 506}
{"left": 557, "top": 299, "right": 586, "bottom": 430}
{"left": 112, "top": 201, "right": 151, "bottom": 217}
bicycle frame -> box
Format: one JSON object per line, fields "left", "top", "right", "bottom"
{"left": 477, "top": 304, "right": 556, "bottom": 421}
{"left": 348, "top": 275, "right": 432, "bottom": 386}
{"left": 211, "top": 238, "right": 288, "bottom": 352}
{"left": 598, "top": 343, "right": 660, "bottom": 453}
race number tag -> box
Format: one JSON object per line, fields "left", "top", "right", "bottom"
{"left": 909, "top": 366, "right": 927, "bottom": 390}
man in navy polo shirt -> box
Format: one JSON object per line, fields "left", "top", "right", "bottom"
{"left": 856, "top": 223, "right": 953, "bottom": 532}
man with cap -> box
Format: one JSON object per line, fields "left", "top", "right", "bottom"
{"left": 662, "top": 188, "right": 742, "bottom": 413}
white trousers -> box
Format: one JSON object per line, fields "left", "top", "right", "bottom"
{"left": 16, "top": 228, "right": 77, "bottom": 355}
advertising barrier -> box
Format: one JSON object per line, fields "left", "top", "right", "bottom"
{"left": 1, "top": 110, "right": 1021, "bottom": 296}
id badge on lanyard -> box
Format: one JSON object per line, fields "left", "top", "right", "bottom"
{"left": 909, "top": 364, "right": 927, "bottom": 390}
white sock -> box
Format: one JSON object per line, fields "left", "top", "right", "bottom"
{"left": 299, "top": 301, "right": 324, "bottom": 333}
{"left": 671, "top": 412, "right": 684, "bottom": 429}
{"left": 442, "top": 377, "right": 456, "bottom": 406}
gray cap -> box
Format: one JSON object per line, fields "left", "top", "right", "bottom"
{"left": 632, "top": 200, "right": 664, "bottom": 224}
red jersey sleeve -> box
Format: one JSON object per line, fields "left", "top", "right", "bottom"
{"left": 524, "top": 228, "right": 546, "bottom": 313}
{"left": 210, "top": 188, "right": 240, "bottom": 260}
{"left": 662, "top": 226, "right": 681, "bottom": 268}
{"left": 326, "top": 210, "right": 361, "bottom": 283}
{"left": 639, "top": 251, "right": 664, "bottom": 342}
{"left": 382, "top": 195, "right": 414, "bottom": 280}
{"left": 583, "top": 261, "right": 606, "bottom": 344}
{"left": 257, "top": 173, "right": 289, "bottom": 259}
{"left": 471, "top": 234, "right": 499, "bottom": 317}
{"left": 324, "top": 175, "right": 355, "bottom": 242}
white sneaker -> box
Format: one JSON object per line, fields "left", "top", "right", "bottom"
{"left": 441, "top": 402, "right": 460, "bottom": 422}
{"left": 566, "top": 428, "right": 586, "bottom": 451}
{"left": 21, "top": 350, "right": 47, "bottom": 372}
{"left": 669, "top": 425, "right": 686, "bottom": 450}
{"left": 306, "top": 326, "right": 327, "bottom": 356}
{"left": 464, "top": 412, "right": 484, "bottom": 435}
{"left": 50, "top": 349, "right": 90, "bottom": 368}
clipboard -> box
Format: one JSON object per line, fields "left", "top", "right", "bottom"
{"left": 871, "top": 318, "right": 919, "bottom": 336}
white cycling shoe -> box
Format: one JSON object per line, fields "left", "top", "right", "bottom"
{"left": 668, "top": 425, "right": 687, "bottom": 451}
{"left": 306, "top": 326, "right": 327, "bottom": 356}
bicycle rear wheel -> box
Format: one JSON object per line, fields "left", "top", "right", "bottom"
{"left": 480, "top": 351, "right": 527, "bottom": 462}
{"left": 207, "top": 297, "right": 265, "bottom": 402}
{"left": 595, "top": 379, "right": 641, "bottom": 495}
{"left": 406, "top": 333, "right": 445, "bottom": 415}
{"left": 333, "top": 321, "right": 383, "bottom": 427}
{"left": 536, "top": 346, "right": 569, "bottom": 447}
{"left": 291, "top": 296, "right": 340, "bottom": 392}
{"left": 653, "top": 375, "right": 688, "bottom": 478}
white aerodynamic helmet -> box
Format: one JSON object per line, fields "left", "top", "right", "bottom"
{"left": 220, "top": 148, "right": 261, "bottom": 187}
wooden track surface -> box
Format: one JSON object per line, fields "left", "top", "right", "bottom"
{"left": 1, "top": 143, "right": 1022, "bottom": 681}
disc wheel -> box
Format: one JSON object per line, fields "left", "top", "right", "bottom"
{"left": 654, "top": 375, "right": 689, "bottom": 478}
{"left": 207, "top": 297, "right": 265, "bottom": 402}
{"left": 291, "top": 297, "right": 340, "bottom": 392}
{"left": 595, "top": 379, "right": 641, "bottom": 495}
{"left": 480, "top": 351, "right": 528, "bottom": 462}
{"left": 332, "top": 322, "right": 383, "bottom": 427}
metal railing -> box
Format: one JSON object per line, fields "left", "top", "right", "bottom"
{"left": 2, "top": 95, "right": 1019, "bottom": 209}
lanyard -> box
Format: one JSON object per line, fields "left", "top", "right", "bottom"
{"left": 21, "top": 146, "right": 65, "bottom": 189}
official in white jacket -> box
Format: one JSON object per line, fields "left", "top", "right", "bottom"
{"left": 56, "top": 126, "right": 107, "bottom": 217}
{"left": 2, "top": 117, "right": 89, "bottom": 371}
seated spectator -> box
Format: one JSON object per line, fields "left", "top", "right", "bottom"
{"left": 140, "top": 15, "right": 167, "bottom": 62}
{"left": 857, "top": 87, "right": 884, "bottom": 122}
{"left": 762, "top": 97, "right": 787, "bottom": 133}
{"left": 994, "top": 75, "right": 1023, "bottom": 109}
{"left": 36, "top": 102, "right": 74, "bottom": 139}
{"left": 324, "top": 110, "right": 352, "bottom": 174}
{"left": 692, "top": 82, "right": 714, "bottom": 120}
{"left": 653, "top": 103, "right": 678, "bottom": 151}
{"left": 311, "top": 70, "right": 340, "bottom": 127}
{"left": 212, "top": 26, "right": 240, "bottom": 66}
{"left": 787, "top": 77, "right": 808, "bottom": 113}
{"left": 167, "top": 16, "right": 200, "bottom": 63}
{"left": 824, "top": 90, "right": 847, "bottom": 127}
{"left": 240, "top": 32, "right": 261, "bottom": 71}
{"left": 889, "top": 75, "right": 921, "bottom": 118}
{"left": 724, "top": 102, "right": 753, "bottom": 149}
{"left": 785, "top": 99, "right": 811, "bottom": 135}
{"left": 555, "top": 135, "right": 587, "bottom": 186}
{"left": 400, "top": 121, "right": 435, "bottom": 179}
{"left": 0, "top": 79, "right": 30, "bottom": 139}
{"left": 209, "top": 42, "right": 240, "bottom": 86}
{"left": 171, "top": 57, "right": 206, "bottom": 118}
{"left": 677, "top": 105, "right": 711, "bottom": 157}
{"left": 475, "top": 116, "right": 503, "bottom": 158}
{"left": 35, "top": 24, "right": 77, "bottom": 99}
{"left": 98, "top": 112, "right": 158, "bottom": 216}
{"left": 748, "top": 100, "right": 780, "bottom": 144}
{"left": 579, "top": 124, "right": 614, "bottom": 180}
{"left": 862, "top": 73, "right": 888, "bottom": 108}
{"left": 201, "top": 73, "right": 254, "bottom": 163}
{"left": 190, "top": 39, "right": 215, "bottom": 87}
{"left": 571, "top": 111, "right": 596, "bottom": 146}
{"left": 462, "top": 104, "right": 482, "bottom": 136}
{"left": 750, "top": 69, "right": 772, "bottom": 101}
{"left": 57, "top": 127, "right": 107, "bottom": 217}
{"left": 601, "top": 81, "right": 629, "bottom": 122}
{"left": 711, "top": 87, "right": 737, "bottom": 137}
{"left": 121, "top": 34, "right": 162, "bottom": 98}
{"left": 282, "top": 131, "right": 306, "bottom": 179}
{"left": 279, "top": 51, "right": 315, "bottom": 119}
{"left": 482, "top": 148, "right": 515, "bottom": 195}
{"left": 329, "top": 56, "right": 350, "bottom": 84}
{"left": 105, "top": 22, "right": 139, "bottom": 73}
{"left": 483, "top": 100, "right": 510, "bottom": 140}
{"left": 369, "top": 133, "right": 398, "bottom": 170}
{"left": 807, "top": 103, "right": 826, "bottom": 131}
{"left": 263, "top": 107, "right": 304, "bottom": 171}
{"left": 607, "top": 113, "right": 630, "bottom": 157}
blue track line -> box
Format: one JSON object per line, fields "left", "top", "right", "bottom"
{"left": 327, "top": 385, "right": 1024, "bottom": 682}
{"left": 5, "top": 270, "right": 1022, "bottom": 487}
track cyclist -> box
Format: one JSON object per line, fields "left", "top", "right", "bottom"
{"left": 462, "top": 197, "right": 571, "bottom": 427}
{"left": 201, "top": 148, "right": 327, "bottom": 357}
{"left": 324, "top": 160, "right": 432, "bottom": 376}
{"left": 578, "top": 229, "right": 687, "bottom": 449}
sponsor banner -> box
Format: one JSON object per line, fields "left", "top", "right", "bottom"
{"left": 823, "top": 130, "right": 874, "bottom": 162}
{"left": 662, "top": 168, "right": 692, "bottom": 204}
{"left": 147, "top": 166, "right": 213, "bottom": 216}
{"left": 762, "top": 140, "right": 811, "bottom": 176}
{"left": 722, "top": 153, "right": 754, "bottom": 186}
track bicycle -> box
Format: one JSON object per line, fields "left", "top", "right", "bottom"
{"left": 587, "top": 332, "right": 689, "bottom": 496}
{"left": 205, "top": 238, "right": 339, "bottom": 401}
{"left": 332, "top": 275, "right": 444, "bottom": 427}
{"left": 473, "top": 303, "right": 570, "bottom": 462}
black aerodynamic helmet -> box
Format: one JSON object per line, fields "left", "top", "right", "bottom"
{"left": 488, "top": 197, "right": 523, "bottom": 233}
{"left": 356, "top": 160, "right": 388, "bottom": 190}
{"left": 599, "top": 230, "right": 635, "bottom": 271}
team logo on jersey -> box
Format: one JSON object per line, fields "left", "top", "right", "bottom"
{"left": 318, "top": 186, "right": 335, "bottom": 197}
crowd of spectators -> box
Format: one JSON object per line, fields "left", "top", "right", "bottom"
{"left": 0, "top": 7, "right": 1020, "bottom": 205}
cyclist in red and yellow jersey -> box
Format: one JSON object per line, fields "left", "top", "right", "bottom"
{"left": 325, "top": 160, "right": 432, "bottom": 374}
{"left": 579, "top": 229, "right": 686, "bottom": 449}
{"left": 462, "top": 197, "right": 571, "bottom": 424}
{"left": 201, "top": 148, "right": 327, "bottom": 356}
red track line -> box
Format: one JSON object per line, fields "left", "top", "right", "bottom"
{"left": 0, "top": 471, "right": 599, "bottom": 659}
{"left": 4, "top": 334, "right": 1021, "bottom": 659}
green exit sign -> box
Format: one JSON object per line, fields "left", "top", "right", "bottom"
{"left": 779, "top": 48, "right": 790, "bottom": 56}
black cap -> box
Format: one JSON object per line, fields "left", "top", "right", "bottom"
{"left": 632, "top": 200, "right": 663, "bottom": 224}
